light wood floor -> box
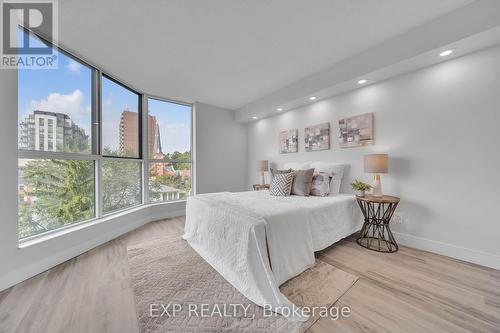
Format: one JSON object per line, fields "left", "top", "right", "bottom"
{"left": 0, "top": 217, "right": 498, "bottom": 333}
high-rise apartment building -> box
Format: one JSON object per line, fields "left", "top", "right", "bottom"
{"left": 119, "top": 110, "right": 140, "bottom": 155}
{"left": 119, "top": 110, "right": 161, "bottom": 157}
{"left": 19, "top": 111, "right": 88, "bottom": 152}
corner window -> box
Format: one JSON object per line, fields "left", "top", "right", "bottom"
{"left": 17, "top": 29, "right": 192, "bottom": 240}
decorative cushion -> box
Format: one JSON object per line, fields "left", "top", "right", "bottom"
{"left": 310, "top": 172, "right": 331, "bottom": 197}
{"left": 291, "top": 168, "right": 315, "bottom": 196}
{"left": 270, "top": 168, "right": 292, "bottom": 183}
{"left": 309, "top": 162, "right": 346, "bottom": 195}
{"left": 270, "top": 172, "right": 294, "bottom": 196}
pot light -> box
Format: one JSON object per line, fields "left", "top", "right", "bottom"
{"left": 309, "top": 96, "right": 317, "bottom": 101}
{"left": 252, "top": 116, "right": 258, "bottom": 119}
{"left": 357, "top": 79, "right": 368, "bottom": 84}
{"left": 439, "top": 49, "right": 454, "bottom": 57}
{"left": 276, "top": 107, "right": 283, "bottom": 112}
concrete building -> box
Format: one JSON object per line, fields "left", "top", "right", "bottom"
{"left": 19, "top": 110, "right": 88, "bottom": 152}
{"left": 120, "top": 110, "right": 159, "bottom": 157}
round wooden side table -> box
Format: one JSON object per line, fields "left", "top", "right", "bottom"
{"left": 356, "top": 195, "right": 400, "bottom": 253}
{"left": 253, "top": 184, "right": 270, "bottom": 191}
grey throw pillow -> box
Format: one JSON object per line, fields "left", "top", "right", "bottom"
{"left": 310, "top": 172, "right": 331, "bottom": 197}
{"left": 291, "top": 168, "right": 315, "bottom": 196}
{"left": 270, "top": 172, "right": 294, "bottom": 196}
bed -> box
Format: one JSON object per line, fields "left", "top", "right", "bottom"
{"left": 182, "top": 190, "right": 362, "bottom": 321}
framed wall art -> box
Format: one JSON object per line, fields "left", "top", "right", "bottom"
{"left": 279, "top": 129, "right": 298, "bottom": 153}
{"left": 304, "top": 122, "right": 330, "bottom": 152}
{"left": 338, "top": 113, "right": 373, "bottom": 148}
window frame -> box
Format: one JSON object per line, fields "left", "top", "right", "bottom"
{"left": 17, "top": 28, "right": 194, "bottom": 242}
{"left": 100, "top": 73, "right": 143, "bottom": 160}
{"left": 99, "top": 72, "right": 144, "bottom": 216}
{"left": 145, "top": 96, "right": 194, "bottom": 204}
{"left": 17, "top": 28, "right": 99, "bottom": 239}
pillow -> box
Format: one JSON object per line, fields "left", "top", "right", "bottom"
{"left": 270, "top": 172, "right": 294, "bottom": 196}
{"left": 291, "top": 168, "right": 315, "bottom": 196}
{"left": 283, "top": 162, "right": 310, "bottom": 171}
{"left": 270, "top": 168, "right": 292, "bottom": 183}
{"left": 309, "top": 162, "right": 346, "bottom": 195}
{"left": 310, "top": 172, "right": 331, "bottom": 197}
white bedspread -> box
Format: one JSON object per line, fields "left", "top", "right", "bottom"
{"left": 182, "top": 191, "right": 361, "bottom": 321}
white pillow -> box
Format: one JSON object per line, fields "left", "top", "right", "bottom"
{"left": 309, "top": 162, "right": 346, "bottom": 195}
{"left": 283, "top": 162, "right": 310, "bottom": 170}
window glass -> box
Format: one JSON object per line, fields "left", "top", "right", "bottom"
{"left": 18, "top": 159, "right": 95, "bottom": 238}
{"left": 149, "top": 162, "right": 191, "bottom": 202}
{"left": 101, "top": 76, "right": 140, "bottom": 158}
{"left": 102, "top": 160, "right": 142, "bottom": 214}
{"left": 147, "top": 99, "right": 191, "bottom": 202}
{"left": 18, "top": 30, "right": 92, "bottom": 154}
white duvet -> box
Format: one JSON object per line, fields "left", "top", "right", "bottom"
{"left": 182, "top": 191, "right": 361, "bottom": 321}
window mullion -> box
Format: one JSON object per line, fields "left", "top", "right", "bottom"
{"left": 17, "top": 150, "right": 98, "bottom": 160}
{"left": 142, "top": 95, "right": 149, "bottom": 204}
{"left": 96, "top": 70, "right": 103, "bottom": 218}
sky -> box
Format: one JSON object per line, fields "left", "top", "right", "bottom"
{"left": 18, "top": 30, "right": 191, "bottom": 154}
{"left": 148, "top": 98, "right": 191, "bottom": 154}
{"left": 101, "top": 76, "right": 139, "bottom": 152}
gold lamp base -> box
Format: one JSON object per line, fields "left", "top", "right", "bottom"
{"left": 372, "top": 174, "right": 383, "bottom": 197}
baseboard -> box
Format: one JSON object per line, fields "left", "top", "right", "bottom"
{"left": 393, "top": 232, "right": 500, "bottom": 270}
{"left": 0, "top": 205, "right": 186, "bottom": 292}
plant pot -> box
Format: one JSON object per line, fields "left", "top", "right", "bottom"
{"left": 356, "top": 190, "right": 366, "bottom": 197}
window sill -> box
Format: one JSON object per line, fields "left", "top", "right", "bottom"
{"left": 18, "top": 200, "right": 187, "bottom": 249}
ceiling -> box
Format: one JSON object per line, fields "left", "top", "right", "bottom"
{"left": 58, "top": 0, "right": 473, "bottom": 109}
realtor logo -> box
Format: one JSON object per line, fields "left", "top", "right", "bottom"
{"left": 1, "top": 0, "right": 58, "bottom": 69}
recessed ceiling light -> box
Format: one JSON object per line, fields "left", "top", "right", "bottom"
{"left": 439, "top": 49, "right": 454, "bottom": 57}
{"left": 309, "top": 96, "right": 317, "bottom": 101}
{"left": 357, "top": 79, "right": 368, "bottom": 84}
{"left": 252, "top": 116, "right": 258, "bottom": 119}
{"left": 276, "top": 107, "right": 283, "bottom": 112}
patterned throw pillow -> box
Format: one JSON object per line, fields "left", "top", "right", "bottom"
{"left": 270, "top": 168, "right": 292, "bottom": 183}
{"left": 270, "top": 172, "right": 294, "bottom": 196}
{"left": 310, "top": 172, "right": 331, "bottom": 196}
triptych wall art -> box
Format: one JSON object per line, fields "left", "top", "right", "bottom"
{"left": 278, "top": 112, "right": 373, "bottom": 153}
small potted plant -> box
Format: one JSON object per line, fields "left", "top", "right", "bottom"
{"left": 351, "top": 180, "right": 372, "bottom": 197}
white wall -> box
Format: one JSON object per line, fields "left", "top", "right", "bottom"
{"left": 194, "top": 102, "right": 247, "bottom": 194}
{"left": 247, "top": 45, "right": 500, "bottom": 269}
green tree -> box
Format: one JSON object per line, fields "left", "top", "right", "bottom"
{"left": 19, "top": 149, "right": 143, "bottom": 238}
{"left": 165, "top": 151, "right": 191, "bottom": 170}
{"left": 102, "top": 159, "right": 141, "bottom": 213}
{"left": 64, "top": 133, "right": 90, "bottom": 153}
{"left": 19, "top": 159, "right": 94, "bottom": 238}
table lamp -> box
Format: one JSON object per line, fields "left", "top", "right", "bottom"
{"left": 258, "top": 160, "right": 269, "bottom": 186}
{"left": 364, "top": 154, "right": 388, "bottom": 197}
